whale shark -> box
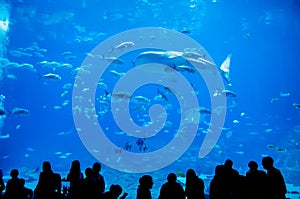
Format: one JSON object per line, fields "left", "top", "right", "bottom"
{"left": 134, "top": 50, "right": 232, "bottom": 85}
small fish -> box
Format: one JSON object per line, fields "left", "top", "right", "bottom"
{"left": 102, "top": 56, "right": 124, "bottom": 64}
{"left": 276, "top": 148, "right": 287, "bottom": 152}
{"left": 98, "top": 82, "right": 108, "bottom": 90}
{"left": 133, "top": 96, "right": 151, "bottom": 104}
{"left": 280, "top": 92, "right": 290, "bottom": 97}
{"left": 0, "top": 134, "right": 9, "bottom": 139}
{"left": 63, "top": 83, "right": 73, "bottom": 90}
{"left": 226, "top": 131, "right": 233, "bottom": 138}
{"left": 62, "top": 51, "right": 72, "bottom": 56}
{"left": 53, "top": 106, "right": 62, "bottom": 110}
{"left": 175, "top": 171, "right": 186, "bottom": 177}
{"left": 113, "top": 41, "right": 135, "bottom": 51}
{"left": 61, "top": 91, "right": 68, "bottom": 97}
{"left": 265, "top": 128, "right": 273, "bottom": 133}
{"left": 65, "top": 55, "right": 77, "bottom": 60}
{"left": 222, "top": 89, "right": 236, "bottom": 98}
{"left": 267, "top": 144, "right": 276, "bottom": 149}
{"left": 4, "top": 62, "right": 20, "bottom": 68}
{"left": 199, "top": 107, "right": 211, "bottom": 114}
{"left": 16, "top": 124, "right": 22, "bottom": 130}
{"left": 293, "top": 102, "right": 300, "bottom": 109}
{"left": 109, "top": 70, "right": 125, "bottom": 78}
{"left": 176, "top": 65, "right": 196, "bottom": 73}
{"left": 19, "top": 63, "right": 36, "bottom": 71}
{"left": 219, "top": 53, "right": 232, "bottom": 84}
{"left": 213, "top": 89, "right": 236, "bottom": 98}
{"left": 59, "top": 155, "right": 69, "bottom": 159}
{"left": 11, "top": 108, "right": 30, "bottom": 116}
{"left": 40, "top": 73, "right": 62, "bottom": 80}
{"left": 233, "top": 119, "right": 239, "bottom": 124}
{"left": 235, "top": 151, "right": 244, "bottom": 155}
{"left": 157, "top": 89, "right": 168, "bottom": 102}
{"left": 267, "top": 144, "right": 287, "bottom": 153}
{"left": 183, "top": 51, "right": 204, "bottom": 60}
{"left": 26, "top": 147, "right": 34, "bottom": 152}
{"left": 271, "top": 98, "right": 279, "bottom": 103}
{"left": 112, "top": 92, "right": 131, "bottom": 100}
{"left": 6, "top": 74, "right": 17, "bottom": 80}
{"left": 92, "top": 149, "right": 100, "bottom": 153}
{"left": 82, "top": 88, "right": 90, "bottom": 92}
{"left": 180, "top": 30, "right": 191, "bottom": 34}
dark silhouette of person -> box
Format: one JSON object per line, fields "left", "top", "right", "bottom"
{"left": 158, "top": 173, "right": 185, "bottom": 199}
{"left": 262, "top": 156, "right": 287, "bottom": 199}
{"left": 223, "top": 159, "right": 239, "bottom": 199}
{"left": 67, "top": 160, "right": 84, "bottom": 199}
{"left": 82, "top": 167, "right": 97, "bottom": 199}
{"left": 185, "top": 169, "right": 205, "bottom": 199}
{"left": 92, "top": 162, "right": 105, "bottom": 197}
{"left": 0, "top": 169, "right": 5, "bottom": 199}
{"left": 245, "top": 160, "right": 268, "bottom": 199}
{"left": 20, "top": 178, "right": 33, "bottom": 199}
{"left": 102, "top": 184, "right": 128, "bottom": 199}
{"left": 34, "top": 161, "right": 61, "bottom": 199}
{"left": 4, "top": 169, "right": 25, "bottom": 199}
{"left": 136, "top": 175, "right": 153, "bottom": 199}
{"left": 224, "top": 159, "right": 239, "bottom": 176}
{"left": 210, "top": 165, "right": 230, "bottom": 199}
{"left": 232, "top": 174, "right": 247, "bottom": 199}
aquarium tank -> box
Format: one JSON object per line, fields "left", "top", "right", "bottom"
{"left": 0, "top": 0, "right": 300, "bottom": 198}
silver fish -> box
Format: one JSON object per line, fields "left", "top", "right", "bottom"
{"left": 11, "top": 108, "right": 30, "bottom": 116}
{"left": 40, "top": 73, "right": 62, "bottom": 80}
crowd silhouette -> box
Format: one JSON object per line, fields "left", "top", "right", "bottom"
{"left": 0, "top": 156, "right": 289, "bottom": 199}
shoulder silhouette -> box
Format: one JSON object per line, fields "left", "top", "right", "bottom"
{"left": 4, "top": 169, "right": 33, "bottom": 199}
{"left": 136, "top": 175, "right": 153, "bottom": 199}
{"left": 262, "top": 156, "right": 287, "bottom": 199}
{"left": 102, "top": 184, "right": 128, "bottom": 199}
{"left": 158, "top": 173, "right": 185, "bottom": 199}
{"left": 66, "top": 160, "right": 84, "bottom": 199}
{"left": 245, "top": 160, "right": 267, "bottom": 199}
{"left": 34, "top": 161, "right": 61, "bottom": 199}
{"left": 210, "top": 164, "right": 229, "bottom": 199}
{"left": 185, "top": 169, "right": 205, "bottom": 199}
{"left": 92, "top": 162, "right": 105, "bottom": 197}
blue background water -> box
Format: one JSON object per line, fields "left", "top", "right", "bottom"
{"left": 0, "top": 0, "right": 300, "bottom": 195}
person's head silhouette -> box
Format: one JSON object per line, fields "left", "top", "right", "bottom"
{"left": 248, "top": 161, "right": 258, "bottom": 171}
{"left": 139, "top": 175, "right": 153, "bottom": 189}
{"left": 10, "top": 169, "right": 19, "bottom": 179}
{"left": 42, "top": 161, "right": 52, "bottom": 172}
{"left": 262, "top": 156, "right": 274, "bottom": 170}
{"left": 167, "top": 173, "right": 177, "bottom": 183}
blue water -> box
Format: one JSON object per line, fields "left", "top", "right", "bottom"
{"left": 1, "top": 0, "right": 300, "bottom": 195}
